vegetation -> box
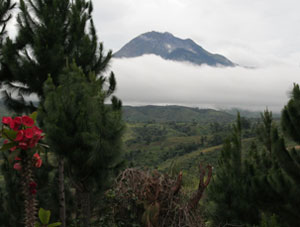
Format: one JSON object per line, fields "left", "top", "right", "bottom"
{"left": 0, "top": 0, "right": 300, "bottom": 227}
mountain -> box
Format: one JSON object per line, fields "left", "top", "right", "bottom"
{"left": 114, "top": 31, "right": 235, "bottom": 67}
{"left": 122, "top": 105, "right": 235, "bottom": 123}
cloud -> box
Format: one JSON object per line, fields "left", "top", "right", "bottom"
{"left": 111, "top": 55, "right": 300, "bottom": 112}
{"left": 92, "top": 0, "right": 300, "bottom": 68}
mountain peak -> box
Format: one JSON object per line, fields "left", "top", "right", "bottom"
{"left": 114, "top": 31, "right": 235, "bottom": 67}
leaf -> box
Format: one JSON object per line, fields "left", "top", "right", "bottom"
{"left": 30, "top": 111, "right": 38, "bottom": 122}
{"left": 48, "top": 222, "right": 62, "bottom": 227}
{"left": 0, "top": 142, "right": 16, "bottom": 151}
{"left": 34, "top": 223, "right": 41, "bottom": 227}
{"left": 2, "top": 128, "right": 17, "bottom": 140}
{"left": 38, "top": 208, "right": 51, "bottom": 224}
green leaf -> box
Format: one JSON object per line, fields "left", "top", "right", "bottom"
{"left": 38, "top": 208, "right": 51, "bottom": 224}
{"left": 48, "top": 222, "right": 62, "bottom": 227}
{"left": 34, "top": 222, "right": 41, "bottom": 227}
{"left": 2, "top": 128, "right": 17, "bottom": 140}
{"left": 0, "top": 142, "right": 16, "bottom": 151}
{"left": 30, "top": 112, "right": 38, "bottom": 122}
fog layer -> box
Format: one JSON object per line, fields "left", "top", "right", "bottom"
{"left": 112, "top": 55, "right": 300, "bottom": 112}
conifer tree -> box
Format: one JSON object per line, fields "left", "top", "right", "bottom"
{"left": 269, "top": 83, "right": 300, "bottom": 226}
{"left": 0, "top": 0, "right": 111, "bottom": 111}
{"left": 245, "top": 110, "right": 291, "bottom": 225}
{"left": 0, "top": 0, "right": 116, "bottom": 225}
{"left": 207, "top": 113, "right": 259, "bottom": 226}
{"left": 40, "top": 62, "right": 123, "bottom": 227}
{"left": 0, "top": 0, "right": 15, "bottom": 47}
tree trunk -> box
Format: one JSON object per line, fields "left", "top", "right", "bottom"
{"left": 58, "top": 158, "right": 66, "bottom": 227}
{"left": 21, "top": 157, "right": 38, "bottom": 227}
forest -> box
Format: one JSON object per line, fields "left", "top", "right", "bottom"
{"left": 0, "top": 0, "right": 300, "bottom": 227}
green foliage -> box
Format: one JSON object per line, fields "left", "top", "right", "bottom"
{"left": 259, "top": 213, "right": 281, "bottom": 227}
{"left": 35, "top": 208, "right": 61, "bottom": 227}
{"left": 0, "top": 0, "right": 112, "bottom": 113}
{"left": 41, "top": 62, "right": 123, "bottom": 185}
{"left": 40, "top": 62, "right": 123, "bottom": 225}
{"left": 207, "top": 113, "right": 259, "bottom": 226}
{"left": 123, "top": 105, "right": 235, "bottom": 123}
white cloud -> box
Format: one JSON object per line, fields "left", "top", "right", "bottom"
{"left": 112, "top": 55, "right": 300, "bottom": 112}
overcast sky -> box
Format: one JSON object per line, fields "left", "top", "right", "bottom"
{"left": 8, "top": 0, "right": 300, "bottom": 112}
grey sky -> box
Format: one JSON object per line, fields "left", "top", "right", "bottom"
{"left": 91, "top": 0, "right": 300, "bottom": 112}
{"left": 93, "top": 0, "right": 300, "bottom": 67}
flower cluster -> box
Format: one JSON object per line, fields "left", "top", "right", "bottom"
{"left": 1, "top": 115, "right": 44, "bottom": 170}
{"left": 2, "top": 116, "right": 43, "bottom": 150}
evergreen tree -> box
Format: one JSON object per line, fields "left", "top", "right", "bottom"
{"left": 0, "top": 0, "right": 15, "bottom": 47}
{"left": 245, "top": 110, "right": 291, "bottom": 226}
{"left": 269, "top": 83, "right": 300, "bottom": 226}
{"left": 0, "top": 0, "right": 111, "bottom": 112}
{"left": 207, "top": 113, "right": 259, "bottom": 226}
{"left": 40, "top": 62, "right": 123, "bottom": 227}
{"left": 0, "top": 1, "right": 116, "bottom": 225}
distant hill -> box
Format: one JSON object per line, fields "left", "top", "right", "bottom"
{"left": 122, "top": 105, "right": 235, "bottom": 123}
{"left": 114, "top": 31, "right": 235, "bottom": 67}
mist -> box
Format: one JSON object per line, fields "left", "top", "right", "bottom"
{"left": 111, "top": 55, "right": 300, "bottom": 112}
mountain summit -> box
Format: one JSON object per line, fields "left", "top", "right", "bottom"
{"left": 114, "top": 31, "right": 235, "bottom": 67}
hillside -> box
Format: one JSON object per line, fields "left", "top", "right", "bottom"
{"left": 114, "top": 31, "right": 235, "bottom": 67}
{"left": 123, "top": 105, "right": 236, "bottom": 123}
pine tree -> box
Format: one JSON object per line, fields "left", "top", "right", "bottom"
{"left": 0, "top": 0, "right": 15, "bottom": 47}
{"left": 245, "top": 110, "right": 291, "bottom": 225}
{"left": 0, "top": 1, "right": 116, "bottom": 225}
{"left": 0, "top": 0, "right": 111, "bottom": 112}
{"left": 40, "top": 62, "right": 123, "bottom": 227}
{"left": 207, "top": 113, "right": 259, "bottom": 226}
{"left": 269, "top": 83, "right": 300, "bottom": 226}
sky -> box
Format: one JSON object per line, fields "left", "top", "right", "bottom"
{"left": 7, "top": 0, "right": 300, "bottom": 112}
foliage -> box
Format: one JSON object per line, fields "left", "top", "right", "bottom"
{"left": 207, "top": 113, "right": 259, "bottom": 226}
{"left": 0, "top": 0, "right": 15, "bottom": 46}
{"left": 0, "top": 0, "right": 112, "bottom": 113}
{"left": 123, "top": 105, "right": 235, "bottom": 123}
{"left": 259, "top": 213, "right": 281, "bottom": 227}
{"left": 40, "top": 62, "right": 123, "bottom": 226}
{"left": 0, "top": 113, "right": 45, "bottom": 227}
{"left": 35, "top": 208, "right": 61, "bottom": 227}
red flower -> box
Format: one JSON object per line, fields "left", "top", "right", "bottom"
{"left": 25, "top": 128, "right": 34, "bottom": 139}
{"left": 33, "top": 153, "right": 42, "bottom": 168}
{"left": 29, "top": 181, "right": 37, "bottom": 188}
{"left": 14, "top": 117, "right": 22, "bottom": 125}
{"left": 15, "top": 130, "right": 25, "bottom": 141}
{"left": 22, "top": 116, "right": 34, "bottom": 127}
{"left": 29, "top": 181, "right": 37, "bottom": 195}
{"left": 15, "top": 156, "right": 21, "bottom": 161}
{"left": 10, "top": 117, "right": 22, "bottom": 131}
{"left": 2, "top": 116, "right": 12, "bottom": 125}
{"left": 35, "top": 159, "right": 42, "bottom": 168}
{"left": 10, "top": 146, "right": 17, "bottom": 152}
{"left": 4, "top": 140, "right": 8, "bottom": 144}
{"left": 9, "top": 120, "right": 15, "bottom": 130}
{"left": 18, "top": 141, "right": 28, "bottom": 150}
{"left": 13, "top": 163, "right": 22, "bottom": 171}
{"left": 32, "top": 126, "right": 43, "bottom": 136}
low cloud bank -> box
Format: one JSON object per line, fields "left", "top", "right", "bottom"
{"left": 111, "top": 55, "right": 300, "bottom": 112}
